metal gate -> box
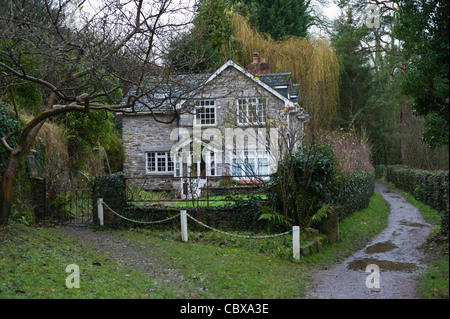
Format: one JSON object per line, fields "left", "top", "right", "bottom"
{"left": 41, "top": 169, "right": 93, "bottom": 224}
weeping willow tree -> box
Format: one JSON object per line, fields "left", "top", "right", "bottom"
{"left": 228, "top": 14, "right": 340, "bottom": 135}
{"left": 224, "top": 14, "right": 340, "bottom": 227}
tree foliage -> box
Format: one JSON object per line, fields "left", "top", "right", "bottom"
{"left": 231, "top": 0, "right": 312, "bottom": 39}
{"left": 331, "top": 8, "right": 373, "bottom": 128}
{"left": 166, "top": 0, "right": 233, "bottom": 73}
{"left": 330, "top": 0, "right": 448, "bottom": 168}
{"left": 0, "top": 104, "right": 23, "bottom": 176}
{"left": 394, "top": 0, "right": 449, "bottom": 148}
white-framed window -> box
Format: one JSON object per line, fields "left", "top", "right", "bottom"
{"left": 194, "top": 100, "right": 216, "bottom": 126}
{"left": 172, "top": 148, "right": 220, "bottom": 177}
{"left": 237, "top": 97, "right": 267, "bottom": 125}
{"left": 146, "top": 152, "right": 174, "bottom": 173}
{"left": 231, "top": 150, "right": 270, "bottom": 177}
{"left": 207, "top": 150, "right": 218, "bottom": 176}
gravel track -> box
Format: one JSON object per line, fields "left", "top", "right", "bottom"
{"left": 305, "top": 182, "right": 432, "bottom": 299}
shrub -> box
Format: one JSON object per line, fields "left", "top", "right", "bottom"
{"left": 92, "top": 174, "right": 126, "bottom": 224}
{"left": 0, "top": 104, "right": 23, "bottom": 176}
{"left": 265, "top": 143, "right": 337, "bottom": 228}
{"left": 379, "top": 165, "right": 448, "bottom": 213}
{"left": 104, "top": 133, "right": 125, "bottom": 173}
{"left": 332, "top": 170, "right": 375, "bottom": 219}
{"left": 327, "top": 132, "right": 373, "bottom": 173}
{"left": 266, "top": 142, "right": 374, "bottom": 227}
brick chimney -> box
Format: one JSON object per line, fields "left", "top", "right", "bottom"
{"left": 248, "top": 52, "right": 270, "bottom": 75}
{"left": 253, "top": 52, "right": 259, "bottom": 63}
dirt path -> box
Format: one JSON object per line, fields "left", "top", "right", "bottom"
{"left": 305, "top": 182, "right": 432, "bottom": 299}
{"left": 58, "top": 226, "right": 201, "bottom": 298}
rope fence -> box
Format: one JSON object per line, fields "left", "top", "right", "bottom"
{"left": 186, "top": 213, "right": 292, "bottom": 239}
{"left": 98, "top": 198, "right": 301, "bottom": 259}
{"left": 102, "top": 200, "right": 181, "bottom": 224}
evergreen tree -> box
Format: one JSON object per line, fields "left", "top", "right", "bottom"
{"left": 166, "top": 0, "right": 233, "bottom": 73}
{"left": 232, "top": 0, "right": 312, "bottom": 39}
{"left": 395, "top": 0, "right": 449, "bottom": 148}
{"left": 331, "top": 9, "right": 373, "bottom": 128}
{"left": 329, "top": 2, "right": 407, "bottom": 165}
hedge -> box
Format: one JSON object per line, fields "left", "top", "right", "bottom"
{"left": 331, "top": 170, "right": 375, "bottom": 220}
{"left": 376, "top": 165, "right": 449, "bottom": 234}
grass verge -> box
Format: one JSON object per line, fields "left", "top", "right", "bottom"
{"left": 0, "top": 224, "right": 179, "bottom": 298}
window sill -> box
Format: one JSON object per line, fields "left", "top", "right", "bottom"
{"left": 144, "top": 172, "right": 175, "bottom": 176}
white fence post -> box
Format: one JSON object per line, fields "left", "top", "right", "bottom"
{"left": 293, "top": 226, "right": 300, "bottom": 260}
{"left": 180, "top": 210, "right": 188, "bottom": 242}
{"left": 97, "top": 198, "right": 104, "bottom": 226}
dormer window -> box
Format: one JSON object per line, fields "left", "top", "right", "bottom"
{"left": 194, "top": 100, "right": 216, "bottom": 126}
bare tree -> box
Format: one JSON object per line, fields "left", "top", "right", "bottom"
{"left": 0, "top": 0, "right": 197, "bottom": 225}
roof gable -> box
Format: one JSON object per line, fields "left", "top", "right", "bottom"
{"left": 183, "top": 60, "right": 296, "bottom": 108}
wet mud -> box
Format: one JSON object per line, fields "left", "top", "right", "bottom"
{"left": 306, "top": 182, "right": 432, "bottom": 299}
{"left": 364, "top": 241, "right": 398, "bottom": 254}
{"left": 347, "top": 258, "right": 417, "bottom": 273}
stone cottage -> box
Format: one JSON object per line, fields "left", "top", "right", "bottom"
{"left": 119, "top": 54, "right": 308, "bottom": 196}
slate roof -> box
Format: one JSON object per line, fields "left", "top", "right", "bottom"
{"left": 257, "top": 72, "right": 300, "bottom": 103}
{"left": 123, "top": 73, "right": 211, "bottom": 113}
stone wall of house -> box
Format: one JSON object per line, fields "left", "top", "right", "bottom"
{"left": 178, "top": 66, "right": 285, "bottom": 128}
{"left": 121, "top": 113, "right": 177, "bottom": 178}
{"left": 120, "top": 65, "right": 293, "bottom": 182}
{"left": 177, "top": 66, "right": 288, "bottom": 172}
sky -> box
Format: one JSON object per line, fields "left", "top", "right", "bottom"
{"left": 74, "top": 0, "right": 342, "bottom": 38}
{"left": 310, "top": 0, "right": 341, "bottom": 37}
{"left": 318, "top": 0, "right": 341, "bottom": 20}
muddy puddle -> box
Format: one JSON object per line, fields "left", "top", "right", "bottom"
{"left": 364, "top": 241, "right": 398, "bottom": 254}
{"left": 399, "top": 220, "right": 427, "bottom": 228}
{"left": 347, "top": 258, "right": 417, "bottom": 273}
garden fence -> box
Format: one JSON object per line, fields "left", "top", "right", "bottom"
{"left": 98, "top": 198, "right": 301, "bottom": 260}
{"left": 125, "top": 175, "right": 268, "bottom": 208}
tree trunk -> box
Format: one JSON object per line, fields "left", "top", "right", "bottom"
{"left": 400, "top": 101, "right": 408, "bottom": 161}
{"left": 0, "top": 118, "right": 47, "bottom": 226}
{"left": 0, "top": 90, "right": 57, "bottom": 226}
{"left": 0, "top": 150, "right": 23, "bottom": 226}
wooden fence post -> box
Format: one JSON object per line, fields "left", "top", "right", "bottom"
{"left": 97, "top": 198, "right": 104, "bottom": 226}
{"left": 293, "top": 226, "right": 300, "bottom": 260}
{"left": 180, "top": 210, "right": 188, "bottom": 242}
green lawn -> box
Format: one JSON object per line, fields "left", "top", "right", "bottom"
{"left": 1, "top": 190, "right": 391, "bottom": 299}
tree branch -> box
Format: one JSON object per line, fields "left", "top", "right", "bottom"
{"left": 0, "top": 62, "right": 68, "bottom": 100}
{"left": 368, "top": 0, "right": 398, "bottom": 12}
{"left": 0, "top": 131, "right": 18, "bottom": 153}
